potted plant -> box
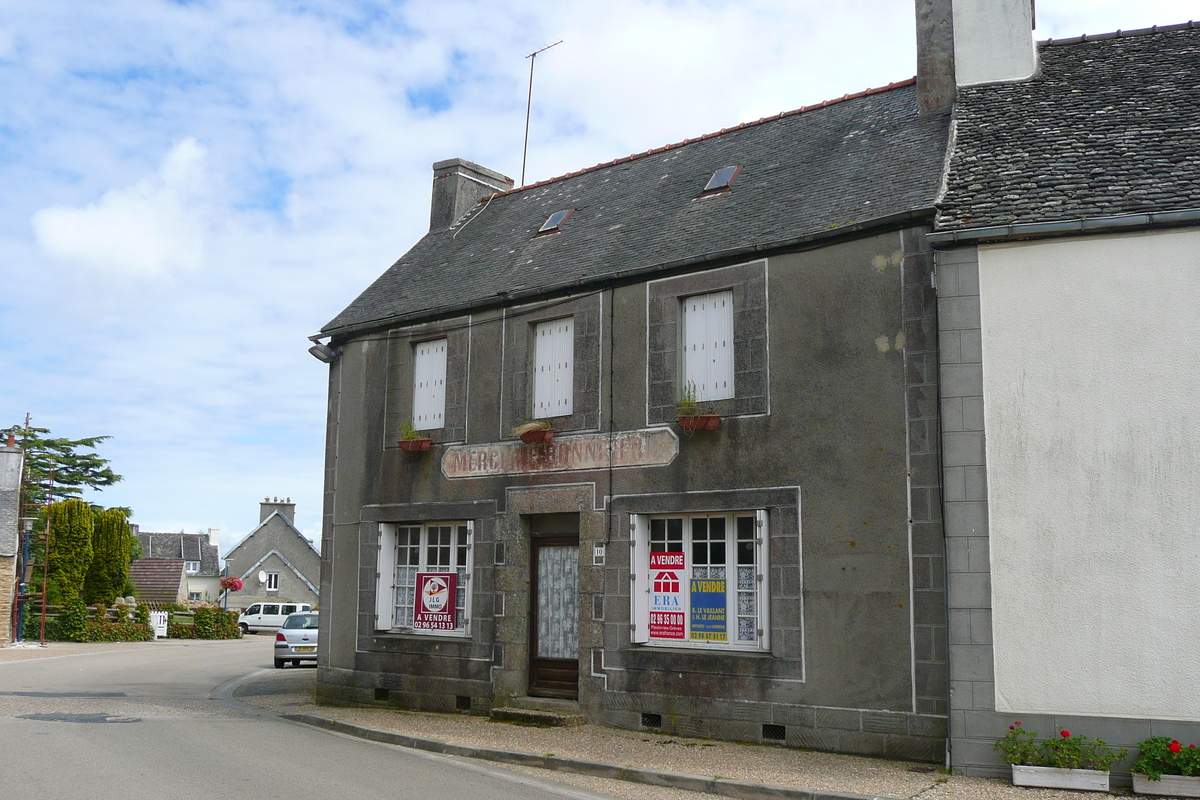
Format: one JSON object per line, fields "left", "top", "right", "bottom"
{"left": 514, "top": 420, "right": 554, "bottom": 444}
{"left": 1133, "top": 736, "right": 1200, "bottom": 797}
{"left": 398, "top": 419, "right": 432, "bottom": 452}
{"left": 676, "top": 382, "right": 720, "bottom": 433}
{"left": 995, "top": 722, "right": 1126, "bottom": 791}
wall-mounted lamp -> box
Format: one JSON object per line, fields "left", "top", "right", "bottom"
{"left": 308, "top": 342, "right": 339, "bottom": 363}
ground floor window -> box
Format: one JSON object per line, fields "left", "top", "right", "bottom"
{"left": 630, "top": 511, "right": 769, "bottom": 651}
{"left": 375, "top": 521, "right": 473, "bottom": 636}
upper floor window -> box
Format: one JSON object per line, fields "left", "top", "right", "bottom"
{"left": 266, "top": 572, "right": 280, "bottom": 591}
{"left": 682, "top": 290, "right": 734, "bottom": 402}
{"left": 412, "top": 338, "right": 447, "bottom": 429}
{"left": 533, "top": 318, "right": 573, "bottom": 418}
{"left": 185, "top": 561, "right": 200, "bottom": 574}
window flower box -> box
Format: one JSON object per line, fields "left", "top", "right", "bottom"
{"left": 398, "top": 438, "right": 432, "bottom": 452}
{"left": 1132, "top": 736, "right": 1200, "bottom": 796}
{"left": 677, "top": 413, "right": 720, "bottom": 432}
{"left": 514, "top": 421, "right": 554, "bottom": 444}
{"left": 1012, "top": 765, "right": 1111, "bottom": 792}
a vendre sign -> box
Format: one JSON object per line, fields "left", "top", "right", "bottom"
{"left": 413, "top": 572, "right": 457, "bottom": 630}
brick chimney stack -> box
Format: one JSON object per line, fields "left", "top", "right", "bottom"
{"left": 429, "top": 158, "right": 514, "bottom": 232}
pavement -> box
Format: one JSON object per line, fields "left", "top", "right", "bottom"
{"left": 2, "top": 642, "right": 1122, "bottom": 800}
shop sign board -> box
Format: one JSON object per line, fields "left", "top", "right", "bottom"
{"left": 442, "top": 429, "right": 678, "bottom": 479}
{"left": 649, "top": 551, "right": 685, "bottom": 639}
{"left": 689, "top": 577, "right": 727, "bottom": 641}
{"left": 413, "top": 572, "right": 457, "bottom": 630}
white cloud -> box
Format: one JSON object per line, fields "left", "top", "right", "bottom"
{"left": 31, "top": 138, "right": 211, "bottom": 276}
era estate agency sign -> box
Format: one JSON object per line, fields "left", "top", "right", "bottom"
{"left": 413, "top": 572, "right": 457, "bottom": 630}
{"left": 442, "top": 429, "right": 678, "bottom": 479}
{"left": 649, "top": 551, "right": 685, "bottom": 639}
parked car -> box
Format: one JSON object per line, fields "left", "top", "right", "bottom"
{"left": 274, "top": 611, "right": 319, "bottom": 668}
{"left": 237, "top": 602, "right": 312, "bottom": 634}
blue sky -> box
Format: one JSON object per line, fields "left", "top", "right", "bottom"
{"left": 1, "top": 0, "right": 1195, "bottom": 552}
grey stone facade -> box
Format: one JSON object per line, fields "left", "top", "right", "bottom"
{"left": 317, "top": 230, "right": 948, "bottom": 761}
{"left": 223, "top": 499, "right": 320, "bottom": 610}
{"left": 0, "top": 444, "right": 23, "bottom": 644}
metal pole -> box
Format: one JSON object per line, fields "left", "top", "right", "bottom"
{"left": 520, "top": 40, "right": 562, "bottom": 187}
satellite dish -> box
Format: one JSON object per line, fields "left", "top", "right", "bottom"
{"left": 258, "top": 570, "right": 267, "bottom": 583}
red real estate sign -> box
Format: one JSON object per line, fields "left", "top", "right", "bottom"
{"left": 649, "top": 551, "right": 685, "bottom": 639}
{"left": 413, "top": 572, "right": 457, "bottom": 630}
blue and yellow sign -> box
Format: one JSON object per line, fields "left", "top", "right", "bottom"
{"left": 689, "top": 578, "right": 727, "bottom": 641}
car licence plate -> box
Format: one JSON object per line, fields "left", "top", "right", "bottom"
{"left": 296, "top": 646, "right": 316, "bottom": 652}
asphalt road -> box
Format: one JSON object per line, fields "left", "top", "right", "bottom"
{"left": 0, "top": 636, "right": 622, "bottom": 800}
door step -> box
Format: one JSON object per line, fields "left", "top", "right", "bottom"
{"left": 490, "top": 697, "right": 585, "bottom": 727}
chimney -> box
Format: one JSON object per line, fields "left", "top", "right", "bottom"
{"left": 951, "top": 0, "right": 1037, "bottom": 87}
{"left": 915, "top": 0, "right": 956, "bottom": 112}
{"left": 429, "top": 158, "right": 514, "bottom": 232}
{"left": 260, "top": 497, "right": 296, "bottom": 524}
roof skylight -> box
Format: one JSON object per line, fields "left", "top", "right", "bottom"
{"left": 538, "top": 209, "right": 575, "bottom": 234}
{"left": 702, "top": 165, "right": 742, "bottom": 193}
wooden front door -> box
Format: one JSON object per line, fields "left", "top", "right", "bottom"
{"left": 529, "top": 534, "right": 579, "bottom": 698}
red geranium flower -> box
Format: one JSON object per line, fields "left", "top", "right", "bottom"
{"left": 1060, "top": 730, "right": 1070, "bottom": 738}
{"left": 1190, "top": 744, "right": 1196, "bottom": 749}
{"left": 1170, "top": 741, "right": 1183, "bottom": 753}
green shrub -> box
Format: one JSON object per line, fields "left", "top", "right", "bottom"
{"left": 78, "top": 619, "right": 153, "bottom": 642}
{"left": 134, "top": 603, "right": 150, "bottom": 625}
{"left": 56, "top": 596, "right": 89, "bottom": 641}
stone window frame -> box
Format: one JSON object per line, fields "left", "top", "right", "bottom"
{"left": 502, "top": 295, "right": 602, "bottom": 437}
{"left": 384, "top": 317, "right": 470, "bottom": 446}
{"left": 646, "top": 260, "right": 769, "bottom": 425}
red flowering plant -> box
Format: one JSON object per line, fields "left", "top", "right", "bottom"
{"left": 219, "top": 575, "right": 244, "bottom": 592}
{"left": 995, "top": 722, "right": 1126, "bottom": 770}
{"left": 1133, "top": 737, "right": 1200, "bottom": 780}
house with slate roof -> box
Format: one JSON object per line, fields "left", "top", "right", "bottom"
{"left": 221, "top": 498, "right": 319, "bottom": 611}
{"left": 134, "top": 527, "right": 221, "bottom": 603}
{"left": 310, "top": 0, "right": 1200, "bottom": 770}
{"left": 128, "top": 558, "right": 188, "bottom": 606}
{"left": 928, "top": 19, "right": 1200, "bottom": 778}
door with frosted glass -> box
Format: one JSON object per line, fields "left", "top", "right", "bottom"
{"left": 529, "top": 535, "right": 579, "bottom": 698}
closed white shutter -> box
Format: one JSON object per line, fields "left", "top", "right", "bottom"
{"left": 682, "top": 290, "right": 733, "bottom": 402}
{"left": 533, "top": 318, "right": 573, "bottom": 418}
{"left": 630, "top": 514, "right": 650, "bottom": 643}
{"left": 375, "top": 524, "right": 397, "bottom": 630}
{"left": 756, "top": 509, "right": 770, "bottom": 651}
{"left": 412, "top": 339, "right": 447, "bottom": 428}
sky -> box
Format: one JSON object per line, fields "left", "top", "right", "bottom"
{"left": 2, "top": 0, "right": 1195, "bottom": 554}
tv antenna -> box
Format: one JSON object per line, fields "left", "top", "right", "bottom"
{"left": 521, "top": 39, "right": 563, "bottom": 186}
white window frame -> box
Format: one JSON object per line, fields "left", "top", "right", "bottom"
{"left": 630, "top": 510, "right": 769, "bottom": 652}
{"left": 185, "top": 561, "right": 200, "bottom": 574}
{"left": 532, "top": 317, "right": 574, "bottom": 419}
{"left": 266, "top": 572, "right": 279, "bottom": 591}
{"left": 412, "top": 338, "right": 448, "bottom": 429}
{"left": 682, "top": 289, "right": 734, "bottom": 402}
{"left": 375, "top": 521, "right": 474, "bottom": 637}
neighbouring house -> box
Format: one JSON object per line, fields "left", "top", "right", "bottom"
{"left": 134, "top": 527, "right": 222, "bottom": 602}
{"left": 221, "top": 499, "right": 319, "bottom": 611}
{"left": 308, "top": 8, "right": 959, "bottom": 762}
{"left": 128, "top": 558, "right": 188, "bottom": 606}
{"left": 0, "top": 438, "right": 23, "bottom": 644}
{"left": 928, "top": 19, "right": 1200, "bottom": 778}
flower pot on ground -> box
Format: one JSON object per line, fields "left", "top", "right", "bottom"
{"left": 995, "top": 722, "right": 1126, "bottom": 792}
{"left": 514, "top": 421, "right": 554, "bottom": 444}
{"left": 398, "top": 419, "right": 433, "bottom": 452}
{"left": 1132, "top": 736, "right": 1200, "bottom": 796}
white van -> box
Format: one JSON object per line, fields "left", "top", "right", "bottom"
{"left": 237, "top": 602, "right": 313, "bottom": 634}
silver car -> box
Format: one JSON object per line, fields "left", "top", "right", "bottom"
{"left": 274, "top": 611, "right": 318, "bottom": 668}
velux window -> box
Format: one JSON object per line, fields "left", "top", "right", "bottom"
{"left": 682, "top": 290, "right": 734, "bottom": 402}
{"left": 533, "top": 317, "right": 573, "bottom": 418}
{"left": 702, "top": 165, "right": 741, "bottom": 194}
{"left": 630, "top": 511, "right": 769, "bottom": 651}
{"left": 412, "top": 338, "right": 447, "bottom": 429}
{"left": 537, "top": 209, "right": 574, "bottom": 234}
{"left": 375, "top": 522, "right": 473, "bottom": 636}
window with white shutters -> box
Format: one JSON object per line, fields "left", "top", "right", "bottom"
{"left": 682, "top": 290, "right": 734, "bottom": 402}
{"left": 532, "top": 318, "right": 574, "bottom": 419}
{"left": 375, "top": 521, "right": 473, "bottom": 636}
{"left": 412, "top": 339, "right": 448, "bottom": 429}
{"left": 629, "top": 510, "right": 769, "bottom": 652}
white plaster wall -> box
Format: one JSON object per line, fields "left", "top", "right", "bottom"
{"left": 952, "top": 0, "right": 1037, "bottom": 86}
{"left": 980, "top": 229, "right": 1200, "bottom": 720}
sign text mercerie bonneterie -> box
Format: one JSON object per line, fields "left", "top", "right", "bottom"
{"left": 441, "top": 429, "right": 678, "bottom": 479}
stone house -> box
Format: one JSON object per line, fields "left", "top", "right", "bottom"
{"left": 0, "top": 439, "right": 23, "bottom": 644}
{"left": 134, "top": 527, "right": 222, "bottom": 602}
{"left": 222, "top": 499, "right": 319, "bottom": 610}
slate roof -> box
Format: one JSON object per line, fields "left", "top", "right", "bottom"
{"left": 936, "top": 23, "right": 1200, "bottom": 231}
{"left": 137, "top": 532, "right": 221, "bottom": 576}
{"left": 128, "top": 558, "right": 187, "bottom": 605}
{"left": 322, "top": 81, "right": 951, "bottom": 337}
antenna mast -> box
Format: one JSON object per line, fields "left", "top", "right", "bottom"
{"left": 521, "top": 39, "right": 563, "bottom": 187}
